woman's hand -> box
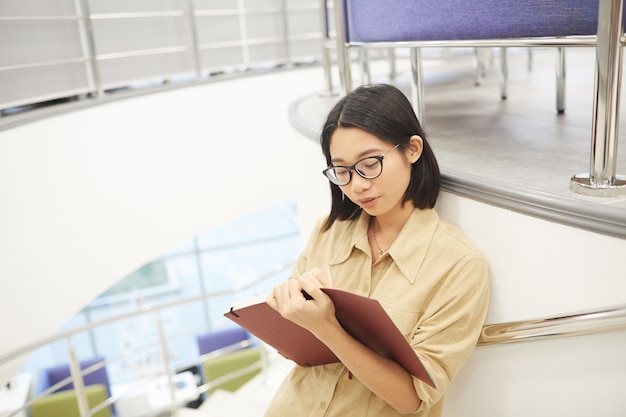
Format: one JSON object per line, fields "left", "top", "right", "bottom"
{"left": 266, "top": 267, "right": 338, "bottom": 335}
{"left": 268, "top": 267, "right": 421, "bottom": 413}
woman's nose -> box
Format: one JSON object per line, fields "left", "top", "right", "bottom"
{"left": 349, "top": 173, "right": 371, "bottom": 193}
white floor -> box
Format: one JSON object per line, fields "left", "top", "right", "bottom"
{"left": 291, "top": 47, "right": 626, "bottom": 209}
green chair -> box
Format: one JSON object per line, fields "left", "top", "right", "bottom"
{"left": 201, "top": 347, "right": 262, "bottom": 394}
{"left": 30, "top": 383, "right": 111, "bottom": 417}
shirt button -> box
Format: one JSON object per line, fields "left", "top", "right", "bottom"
{"left": 362, "top": 284, "right": 369, "bottom": 293}
{"left": 320, "top": 401, "right": 327, "bottom": 409}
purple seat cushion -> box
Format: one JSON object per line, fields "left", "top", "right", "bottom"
{"left": 41, "top": 358, "right": 111, "bottom": 396}
{"left": 196, "top": 327, "right": 251, "bottom": 355}
{"left": 344, "top": 0, "right": 599, "bottom": 42}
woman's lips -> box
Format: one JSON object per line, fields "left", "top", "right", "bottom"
{"left": 359, "top": 196, "right": 378, "bottom": 209}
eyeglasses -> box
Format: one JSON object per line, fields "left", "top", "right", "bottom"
{"left": 322, "top": 144, "right": 400, "bottom": 186}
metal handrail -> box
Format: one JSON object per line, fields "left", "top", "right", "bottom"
{"left": 478, "top": 303, "right": 626, "bottom": 347}
{"left": 194, "top": 6, "right": 283, "bottom": 16}
{"left": 89, "top": 12, "right": 186, "bottom": 20}
{"left": 0, "top": 57, "right": 90, "bottom": 72}
{"left": 96, "top": 46, "right": 190, "bottom": 61}
{"left": 0, "top": 16, "right": 81, "bottom": 21}
{"left": 348, "top": 36, "right": 597, "bottom": 49}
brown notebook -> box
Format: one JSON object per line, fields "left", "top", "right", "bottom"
{"left": 224, "top": 288, "right": 435, "bottom": 388}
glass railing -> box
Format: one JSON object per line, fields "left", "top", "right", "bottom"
{"left": 0, "top": 0, "right": 326, "bottom": 119}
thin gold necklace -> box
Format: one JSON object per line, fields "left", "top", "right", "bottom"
{"left": 371, "top": 218, "right": 388, "bottom": 259}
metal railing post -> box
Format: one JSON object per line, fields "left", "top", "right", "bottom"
{"left": 499, "top": 47, "right": 508, "bottom": 100}
{"left": 184, "top": 0, "right": 203, "bottom": 80}
{"left": 67, "top": 345, "right": 91, "bottom": 417}
{"left": 333, "top": 0, "right": 352, "bottom": 95}
{"left": 571, "top": 0, "right": 626, "bottom": 196}
{"left": 410, "top": 48, "right": 425, "bottom": 123}
{"left": 279, "top": 0, "right": 293, "bottom": 69}
{"left": 155, "top": 312, "right": 179, "bottom": 417}
{"left": 236, "top": 0, "right": 251, "bottom": 70}
{"left": 76, "top": 0, "right": 103, "bottom": 98}
{"left": 319, "top": 0, "right": 334, "bottom": 95}
{"left": 556, "top": 47, "right": 566, "bottom": 113}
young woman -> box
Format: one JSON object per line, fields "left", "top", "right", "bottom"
{"left": 265, "top": 84, "right": 489, "bottom": 416}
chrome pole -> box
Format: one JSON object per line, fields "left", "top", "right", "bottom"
{"left": 388, "top": 48, "right": 396, "bottom": 81}
{"left": 556, "top": 46, "right": 566, "bottom": 113}
{"left": 499, "top": 47, "right": 508, "bottom": 100}
{"left": 410, "top": 48, "right": 425, "bottom": 123}
{"left": 319, "top": 0, "right": 334, "bottom": 95}
{"left": 360, "top": 48, "right": 371, "bottom": 85}
{"left": 473, "top": 48, "right": 484, "bottom": 86}
{"left": 333, "top": 0, "right": 352, "bottom": 95}
{"left": 571, "top": 0, "right": 626, "bottom": 196}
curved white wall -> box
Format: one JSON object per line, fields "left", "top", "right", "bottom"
{"left": 435, "top": 192, "right": 626, "bottom": 323}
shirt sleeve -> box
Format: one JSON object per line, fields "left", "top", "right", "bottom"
{"left": 411, "top": 251, "right": 490, "bottom": 413}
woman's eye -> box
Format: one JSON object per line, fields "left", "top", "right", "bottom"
{"left": 361, "top": 159, "right": 380, "bottom": 170}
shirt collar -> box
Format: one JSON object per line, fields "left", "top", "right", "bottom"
{"left": 388, "top": 208, "right": 439, "bottom": 283}
{"left": 329, "top": 208, "right": 440, "bottom": 284}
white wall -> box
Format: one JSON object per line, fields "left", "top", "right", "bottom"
{"left": 435, "top": 192, "right": 626, "bottom": 324}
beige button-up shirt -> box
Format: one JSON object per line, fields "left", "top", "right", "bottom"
{"left": 264, "top": 208, "right": 489, "bottom": 417}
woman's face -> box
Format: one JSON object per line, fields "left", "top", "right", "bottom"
{"left": 328, "top": 127, "right": 422, "bottom": 219}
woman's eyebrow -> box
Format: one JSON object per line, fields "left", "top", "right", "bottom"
{"left": 331, "top": 148, "right": 382, "bottom": 163}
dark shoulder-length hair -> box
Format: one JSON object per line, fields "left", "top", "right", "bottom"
{"left": 320, "top": 84, "right": 440, "bottom": 231}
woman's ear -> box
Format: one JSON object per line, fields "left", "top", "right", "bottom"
{"left": 407, "top": 135, "right": 423, "bottom": 163}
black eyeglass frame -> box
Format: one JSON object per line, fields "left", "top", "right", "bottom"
{"left": 322, "top": 144, "right": 400, "bottom": 186}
